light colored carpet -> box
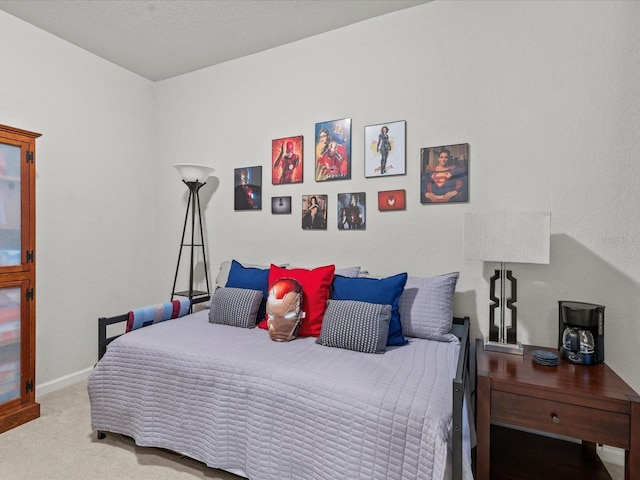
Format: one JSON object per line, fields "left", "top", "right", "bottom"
{"left": 0, "top": 380, "right": 626, "bottom": 480}
{"left": 603, "top": 456, "right": 624, "bottom": 480}
{"left": 0, "top": 380, "right": 242, "bottom": 480}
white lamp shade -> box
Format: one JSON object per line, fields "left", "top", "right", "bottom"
{"left": 464, "top": 212, "right": 550, "bottom": 264}
{"left": 174, "top": 163, "right": 214, "bottom": 182}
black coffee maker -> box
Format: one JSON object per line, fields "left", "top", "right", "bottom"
{"left": 558, "top": 301, "right": 605, "bottom": 365}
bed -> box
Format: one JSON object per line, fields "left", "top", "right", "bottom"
{"left": 88, "top": 263, "right": 474, "bottom": 480}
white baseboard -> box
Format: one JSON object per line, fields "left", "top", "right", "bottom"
{"left": 35, "top": 367, "right": 93, "bottom": 398}
{"left": 598, "top": 444, "right": 625, "bottom": 467}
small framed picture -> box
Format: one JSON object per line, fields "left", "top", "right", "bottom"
{"left": 338, "top": 192, "right": 366, "bottom": 230}
{"left": 364, "top": 120, "right": 406, "bottom": 177}
{"left": 301, "top": 194, "right": 327, "bottom": 230}
{"left": 271, "top": 196, "right": 291, "bottom": 214}
{"left": 272, "top": 136, "right": 303, "bottom": 185}
{"left": 378, "top": 189, "right": 406, "bottom": 211}
{"left": 315, "top": 118, "right": 351, "bottom": 182}
{"left": 234, "top": 166, "right": 262, "bottom": 210}
{"left": 420, "top": 143, "right": 469, "bottom": 204}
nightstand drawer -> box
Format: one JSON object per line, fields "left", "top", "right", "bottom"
{"left": 491, "top": 390, "right": 629, "bottom": 448}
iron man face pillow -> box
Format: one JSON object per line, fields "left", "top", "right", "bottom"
{"left": 266, "top": 277, "right": 303, "bottom": 342}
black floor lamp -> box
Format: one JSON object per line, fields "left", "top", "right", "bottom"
{"left": 171, "top": 163, "right": 214, "bottom": 303}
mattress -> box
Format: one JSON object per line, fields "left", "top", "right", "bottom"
{"left": 88, "top": 309, "right": 472, "bottom": 480}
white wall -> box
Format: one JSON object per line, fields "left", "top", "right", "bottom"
{"left": 0, "top": 11, "right": 157, "bottom": 392}
{"left": 2, "top": 0, "right": 640, "bottom": 395}
{"left": 154, "top": 1, "right": 640, "bottom": 390}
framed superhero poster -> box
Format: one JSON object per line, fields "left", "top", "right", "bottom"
{"left": 420, "top": 143, "right": 469, "bottom": 204}
{"left": 234, "top": 166, "right": 262, "bottom": 210}
{"left": 315, "top": 118, "right": 351, "bottom": 182}
{"left": 301, "top": 194, "right": 327, "bottom": 230}
{"left": 338, "top": 192, "right": 365, "bottom": 230}
{"left": 378, "top": 189, "right": 406, "bottom": 211}
{"left": 271, "top": 196, "right": 292, "bottom": 214}
{"left": 272, "top": 136, "right": 303, "bottom": 185}
{"left": 364, "top": 120, "right": 406, "bottom": 178}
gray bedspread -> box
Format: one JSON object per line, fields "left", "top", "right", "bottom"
{"left": 88, "top": 309, "right": 467, "bottom": 480}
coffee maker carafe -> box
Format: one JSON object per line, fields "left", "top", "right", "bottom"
{"left": 558, "top": 301, "right": 604, "bottom": 365}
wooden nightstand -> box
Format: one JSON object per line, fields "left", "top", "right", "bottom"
{"left": 475, "top": 339, "right": 640, "bottom": 480}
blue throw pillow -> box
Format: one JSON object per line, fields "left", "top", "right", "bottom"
{"left": 331, "top": 272, "right": 408, "bottom": 346}
{"left": 225, "top": 260, "right": 270, "bottom": 321}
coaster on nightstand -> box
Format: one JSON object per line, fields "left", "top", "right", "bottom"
{"left": 532, "top": 350, "right": 559, "bottom": 367}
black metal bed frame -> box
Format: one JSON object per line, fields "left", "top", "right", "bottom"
{"left": 96, "top": 308, "right": 471, "bottom": 480}
{"left": 452, "top": 315, "right": 472, "bottom": 480}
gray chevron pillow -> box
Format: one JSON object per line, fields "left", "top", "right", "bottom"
{"left": 209, "top": 287, "right": 263, "bottom": 328}
{"left": 316, "top": 300, "right": 391, "bottom": 354}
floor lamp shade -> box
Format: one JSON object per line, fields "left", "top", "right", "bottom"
{"left": 174, "top": 163, "right": 214, "bottom": 183}
{"left": 464, "top": 212, "right": 551, "bottom": 354}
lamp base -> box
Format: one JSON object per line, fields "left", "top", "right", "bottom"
{"left": 483, "top": 338, "right": 524, "bottom": 356}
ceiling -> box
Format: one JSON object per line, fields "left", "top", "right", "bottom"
{"left": 0, "top": 0, "right": 430, "bottom": 82}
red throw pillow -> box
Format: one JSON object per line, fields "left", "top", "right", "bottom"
{"left": 257, "top": 264, "right": 335, "bottom": 337}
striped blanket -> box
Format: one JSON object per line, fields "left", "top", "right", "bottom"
{"left": 125, "top": 298, "right": 191, "bottom": 332}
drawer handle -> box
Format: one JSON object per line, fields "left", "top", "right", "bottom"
{"left": 551, "top": 413, "right": 560, "bottom": 424}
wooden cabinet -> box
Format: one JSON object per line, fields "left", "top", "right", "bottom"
{"left": 0, "top": 124, "right": 40, "bottom": 434}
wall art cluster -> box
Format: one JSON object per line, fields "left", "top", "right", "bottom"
{"left": 233, "top": 117, "right": 469, "bottom": 231}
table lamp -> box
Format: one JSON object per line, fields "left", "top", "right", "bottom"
{"left": 464, "top": 212, "right": 551, "bottom": 355}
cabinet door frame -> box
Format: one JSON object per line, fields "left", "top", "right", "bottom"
{"left": 0, "top": 124, "right": 40, "bottom": 433}
{"left": 0, "top": 278, "right": 34, "bottom": 410}
{"left": 0, "top": 128, "right": 36, "bottom": 274}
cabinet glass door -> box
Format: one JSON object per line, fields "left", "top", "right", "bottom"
{"left": 0, "top": 286, "right": 21, "bottom": 405}
{"left": 0, "top": 143, "right": 21, "bottom": 267}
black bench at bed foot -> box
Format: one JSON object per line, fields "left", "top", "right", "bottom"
{"left": 97, "top": 430, "right": 106, "bottom": 440}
